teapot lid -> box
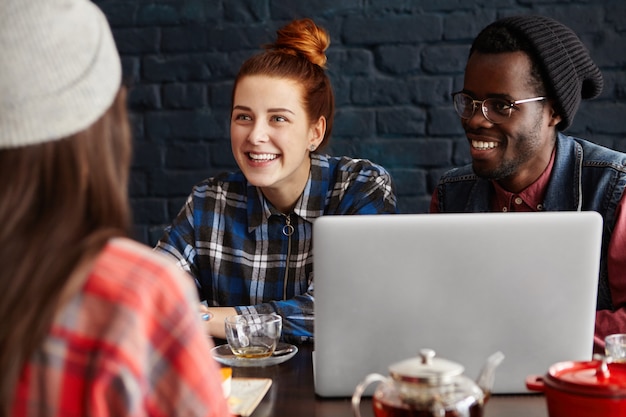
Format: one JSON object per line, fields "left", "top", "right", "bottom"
{"left": 389, "top": 348, "right": 464, "bottom": 385}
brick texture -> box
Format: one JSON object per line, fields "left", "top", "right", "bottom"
{"left": 92, "top": 0, "right": 626, "bottom": 246}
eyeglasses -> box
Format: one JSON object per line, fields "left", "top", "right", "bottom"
{"left": 452, "top": 92, "right": 546, "bottom": 124}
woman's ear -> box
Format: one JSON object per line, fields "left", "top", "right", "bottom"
{"left": 309, "top": 116, "right": 326, "bottom": 150}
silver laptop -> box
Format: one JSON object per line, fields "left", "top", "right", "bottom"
{"left": 313, "top": 211, "right": 603, "bottom": 396}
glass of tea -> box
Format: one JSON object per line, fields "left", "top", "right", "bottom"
{"left": 225, "top": 313, "right": 282, "bottom": 359}
{"left": 605, "top": 333, "right": 626, "bottom": 363}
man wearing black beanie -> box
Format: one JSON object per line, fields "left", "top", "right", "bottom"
{"left": 431, "top": 15, "right": 626, "bottom": 354}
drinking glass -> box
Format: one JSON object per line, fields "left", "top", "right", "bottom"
{"left": 225, "top": 314, "right": 282, "bottom": 359}
{"left": 605, "top": 333, "right": 626, "bottom": 363}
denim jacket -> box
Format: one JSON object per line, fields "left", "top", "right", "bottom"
{"left": 433, "top": 132, "right": 626, "bottom": 311}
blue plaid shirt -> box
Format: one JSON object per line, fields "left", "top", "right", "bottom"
{"left": 156, "top": 154, "right": 397, "bottom": 342}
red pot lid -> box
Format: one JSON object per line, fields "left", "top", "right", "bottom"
{"left": 545, "top": 360, "right": 626, "bottom": 397}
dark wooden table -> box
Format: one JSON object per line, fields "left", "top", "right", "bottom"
{"left": 224, "top": 342, "right": 550, "bottom": 417}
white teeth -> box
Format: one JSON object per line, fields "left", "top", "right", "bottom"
{"left": 249, "top": 153, "right": 278, "bottom": 161}
{"left": 472, "top": 140, "right": 499, "bottom": 150}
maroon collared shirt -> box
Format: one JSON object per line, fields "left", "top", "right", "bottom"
{"left": 490, "top": 150, "right": 554, "bottom": 212}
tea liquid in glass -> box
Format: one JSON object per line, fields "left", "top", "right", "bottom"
{"left": 372, "top": 398, "right": 483, "bottom": 417}
{"left": 232, "top": 346, "right": 273, "bottom": 359}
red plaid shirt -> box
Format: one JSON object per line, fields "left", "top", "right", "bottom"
{"left": 12, "top": 238, "right": 232, "bottom": 417}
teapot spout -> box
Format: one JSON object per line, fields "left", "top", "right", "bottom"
{"left": 476, "top": 351, "right": 505, "bottom": 395}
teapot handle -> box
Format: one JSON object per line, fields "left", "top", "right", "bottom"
{"left": 351, "top": 373, "right": 388, "bottom": 417}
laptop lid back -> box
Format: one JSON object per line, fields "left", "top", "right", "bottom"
{"left": 313, "top": 212, "right": 602, "bottom": 396}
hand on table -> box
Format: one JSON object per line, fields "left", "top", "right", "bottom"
{"left": 198, "top": 304, "right": 237, "bottom": 340}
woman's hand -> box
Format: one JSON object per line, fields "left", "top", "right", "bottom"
{"left": 198, "top": 304, "right": 237, "bottom": 339}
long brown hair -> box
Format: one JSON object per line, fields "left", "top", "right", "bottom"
{"left": 0, "top": 87, "right": 132, "bottom": 415}
{"left": 232, "top": 18, "right": 335, "bottom": 149}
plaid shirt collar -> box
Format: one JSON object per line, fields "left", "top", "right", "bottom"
{"left": 246, "top": 153, "right": 329, "bottom": 232}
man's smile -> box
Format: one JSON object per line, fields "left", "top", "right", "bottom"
{"left": 471, "top": 140, "right": 500, "bottom": 150}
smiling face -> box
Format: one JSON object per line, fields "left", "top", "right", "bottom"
{"left": 461, "top": 51, "right": 562, "bottom": 193}
{"left": 230, "top": 75, "right": 325, "bottom": 212}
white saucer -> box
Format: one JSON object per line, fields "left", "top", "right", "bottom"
{"left": 211, "top": 342, "right": 298, "bottom": 367}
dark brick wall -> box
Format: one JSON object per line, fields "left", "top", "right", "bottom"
{"left": 93, "top": 0, "right": 626, "bottom": 246}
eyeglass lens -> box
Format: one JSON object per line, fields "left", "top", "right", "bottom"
{"left": 453, "top": 93, "right": 512, "bottom": 124}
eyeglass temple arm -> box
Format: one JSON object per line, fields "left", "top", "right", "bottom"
{"left": 512, "top": 96, "right": 546, "bottom": 105}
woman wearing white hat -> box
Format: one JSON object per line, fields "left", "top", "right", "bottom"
{"left": 0, "top": 1, "right": 231, "bottom": 416}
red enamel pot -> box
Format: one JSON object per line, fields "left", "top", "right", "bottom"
{"left": 526, "top": 359, "right": 626, "bottom": 417}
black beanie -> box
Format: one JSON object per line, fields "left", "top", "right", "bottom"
{"left": 485, "top": 15, "right": 603, "bottom": 131}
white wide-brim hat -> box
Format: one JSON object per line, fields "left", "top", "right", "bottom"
{"left": 0, "top": 0, "right": 122, "bottom": 149}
